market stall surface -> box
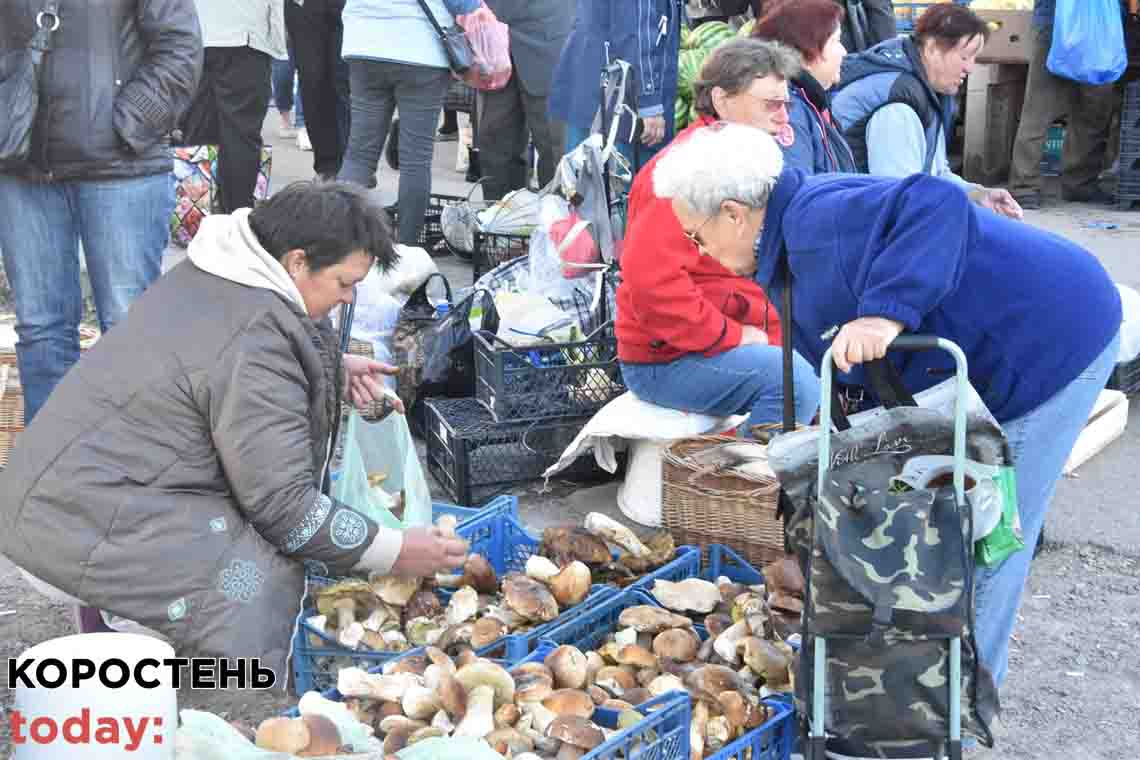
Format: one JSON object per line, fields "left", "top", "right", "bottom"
{"left": 2, "top": 112, "right": 1139, "bottom": 758}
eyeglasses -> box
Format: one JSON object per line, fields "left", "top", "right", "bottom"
{"left": 737, "top": 92, "right": 793, "bottom": 114}
{"left": 684, "top": 211, "right": 719, "bottom": 251}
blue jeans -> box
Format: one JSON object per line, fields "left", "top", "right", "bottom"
{"left": 272, "top": 45, "right": 305, "bottom": 128}
{"left": 620, "top": 345, "right": 821, "bottom": 431}
{"left": 973, "top": 331, "right": 1120, "bottom": 686}
{"left": 0, "top": 173, "right": 172, "bottom": 423}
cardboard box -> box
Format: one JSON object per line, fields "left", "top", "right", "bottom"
{"left": 1064, "top": 390, "right": 1130, "bottom": 475}
{"left": 977, "top": 10, "right": 1034, "bottom": 64}
{"left": 963, "top": 63, "right": 1027, "bottom": 185}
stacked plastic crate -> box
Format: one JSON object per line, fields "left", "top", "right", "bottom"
{"left": 1117, "top": 81, "right": 1140, "bottom": 210}
{"left": 423, "top": 318, "right": 627, "bottom": 505}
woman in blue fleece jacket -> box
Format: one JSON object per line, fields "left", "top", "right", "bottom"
{"left": 652, "top": 123, "right": 1122, "bottom": 689}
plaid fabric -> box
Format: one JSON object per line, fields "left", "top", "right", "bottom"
{"left": 170, "top": 145, "right": 273, "bottom": 247}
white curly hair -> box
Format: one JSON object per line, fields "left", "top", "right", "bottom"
{"left": 652, "top": 122, "right": 785, "bottom": 216}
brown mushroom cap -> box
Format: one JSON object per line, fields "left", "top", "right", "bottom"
{"left": 703, "top": 613, "right": 734, "bottom": 638}
{"left": 503, "top": 575, "right": 560, "bottom": 622}
{"left": 514, "top": 671, "right": 555, "bottom": 703}
{"left": 685, "top": 664, "right": 743, "bottom": 701}
{"left": 617, "top": 605, "right": 692, "bottom": 634}
{"left": 495, "top": 702, "right": 521, "bottom": 728}
{"left": 512, "top": 661, "right": 554, "bottom": 681}
{"left": 594, "top": 665, "right": 637, "bottom": 691}
{"left": 437, "top": 673, "right": 468, "bottom": 718}
{"left": 541, "top": 527, "right": 612, "bottom": 566}
{"left": 615, "top": 644, "right": 658, "bottom": 670}
{"left": 387, "top": 655, "right": 429, "bottom": 676}
{"left": 463, "top": 555, "right": 499, "bottom": 595}
{"left": 622, "top": 687, "right": 651, "bottom": 706}
{"left": 297, "top": 714, "right": 342, "bottom": 757}
{"left": 405, "top": 590, "right": 444, "bottom": 621}
{"left": 471, "top": 617, "right": 509, "bottom": 649}
{"left": 545, "top": 715, "right": 604, "bottom": 750}
{"left": 550, "top": 561, "right": 592, "bottom": 607}
{"left": 545, "top": 645, "right": 588, "bottom": 690}
{"left": 254, "top": 717, "right": 310, "bottom": 754}
{"left": 652, "top": 628, "right": 701, "bottom": 662}
{"left": 542, "top": 689, "right": 595, "bottom": 719}
{"left": 762, "top": 555, "right": 805, "bottom": 596}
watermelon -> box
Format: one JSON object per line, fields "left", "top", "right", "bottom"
{"left": 674, "top": 95, "right": 691, "bottom": 130}
{"left": 688, "top": 20, "right": 735, "bottom": 50}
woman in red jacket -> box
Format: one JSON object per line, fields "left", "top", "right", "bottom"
{"left": 617, "top": 38, "right": 821, "bottom": 431}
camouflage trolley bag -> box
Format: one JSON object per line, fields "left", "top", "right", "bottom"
{"left": 770, "top": 336, "right": 1003, "bottom": 760}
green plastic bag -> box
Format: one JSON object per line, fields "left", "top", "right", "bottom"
{"left": 334, "top": 410, "right": 433, "bottom": 529}
{"left": 975, "top": 466, "right": 1026, "bottom": 567}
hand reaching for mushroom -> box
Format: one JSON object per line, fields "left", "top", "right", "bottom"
{"left": 343, "top": 353, "right": 404, "bottom": 414}
{"left": 391, "top": 526, "right": 470, "bottom": 577}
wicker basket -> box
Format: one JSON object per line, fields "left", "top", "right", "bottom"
{"left": 661, "top": 435, "right": 785, "bottom": 569}
{"left": 0, "top": 364, "right": 23, "bottom": 469}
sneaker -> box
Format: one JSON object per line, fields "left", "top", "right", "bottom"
{"left": 73, "top": 605, "right": 114, "bottom": 634}
{"left": 1061, "top": 184, "right": 1115, "bottom": 205}
{"left": 296, "top": 128, "right": 312, "bottom": 152}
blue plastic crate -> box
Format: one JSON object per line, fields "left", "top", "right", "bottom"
{"left": 292, "top": 510, "right": 615, "bottom": 694}
{"left": 706, "top": 697, "right": 795, "bottom": 760}
{"left": 703, "top": 543, "right": 765, "bottom": 586}
{"left": 627, "top": 544, "right": 702, "bottom": 591}
{"left": 584, "top": 692, "right": 692, "bottom": 760}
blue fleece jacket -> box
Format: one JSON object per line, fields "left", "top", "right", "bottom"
{"left": 755, "top": 169, "right": 1122, "bottom": 423}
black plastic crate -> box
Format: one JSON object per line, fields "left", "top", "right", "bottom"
{"left": 385, "top": 193, "right": 467, "bottom": 250}
{"left": 1107, "top": 355, "right": 1140, "bottom": 396}
{"left": 474, "top": 326, "right": 625, "bottom": 423}
{"left": 473, "top": 230, "right": 530, "bottom": 281}
{"left": 425, "top": 397, "right": 603, "bottom": 506}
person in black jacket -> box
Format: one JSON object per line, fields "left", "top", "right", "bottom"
{"left": 837, "top": 0, "right": 897, "bottom": 53}
{"left": 0, "top": 0, "right": 203, "bottom": 424}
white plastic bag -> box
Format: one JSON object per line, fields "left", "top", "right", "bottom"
{"left": 477, "top": 189, "right": 541, "bottom": 235}
{"left": 374, "top": 244, "right": 438, "bottom": 297}
{"left": 494, "top": 291, "right": 580, "bottom": 346}
{"left": 1116, "top": 284, "right": 1140, "bottom": 362}
{"left": 352, "top": 269, "right": 403, "bottom": 388}
{"left": 528, "top": 195, "right": 578, "bottom": 302}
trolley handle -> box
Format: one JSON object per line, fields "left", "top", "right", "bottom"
{"left": 818, "top": 335, "right": 970, "bottom": 508}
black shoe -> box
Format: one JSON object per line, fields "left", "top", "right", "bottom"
{"left": 465, "top": 148, "right": 481, "bottom": 184}
{"left": 437, "top": 126, "right": 459, "bottom": 142}
{"left": 1061, "top": 184, "right": 1115, "bottom": 205}
{"left": 1012, "top": 191, "right": 1041, "bottom": 210}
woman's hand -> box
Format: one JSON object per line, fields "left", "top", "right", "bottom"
{"left": 972, "top": 187, "right": 1024, "bottom": 221}
{"left": 640, "top": 115, "right": 666, "bottom": 146}
{"left": 390, "top": 526, "right": 470, "bottom": 576}
{"left": 830, "top": 317, "right": 905, "bottom": 373}
{"left": 343, "top": 354, "right": 404, "bottom": 414}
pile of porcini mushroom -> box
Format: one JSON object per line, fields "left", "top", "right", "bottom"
{"left": 305, "top": 512, "right": 683, "bottom": 657}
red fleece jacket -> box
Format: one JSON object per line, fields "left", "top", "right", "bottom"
{"left": 616, "top": 117, "right": 782, "bottom": 364}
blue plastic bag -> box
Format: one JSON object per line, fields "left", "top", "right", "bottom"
{"left": 1046, "top": 0, "right": 1126, "bottom": 85}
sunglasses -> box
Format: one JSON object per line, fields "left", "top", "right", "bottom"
{"left": 738, "top": 92, "right": 793, "bottom": 114}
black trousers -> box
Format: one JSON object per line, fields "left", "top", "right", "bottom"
{"left": 179, "top": 46, "right": 272, "bottom": 214}
{"left": 286, "top": 0, "right": 351, "bottom": 178}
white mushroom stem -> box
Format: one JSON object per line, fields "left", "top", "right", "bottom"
{"left": 519, "top": 700, "right": 557, "bottom": 734}
{"left": 338, "top": 670, "right": 425, "bottom": 702}
{"left": 362, "top": 609, "right": 387, "bottom": 633}
{"left": 584, "top": 512, "right": 650, "bottom": 558}
{"left": 714, "top": 620, "right": 750, "bottom": 665}
{"left": 338, "top": 622, "right": 366, "bottom": 649}
{"left": 403, "top": 686, "right": 442, "bottom": 721}
{"left": 453, "top": 685, "right": 495, "bottom": 739}
{"left": 614, "top": 627, "right": 637, "bottom": 648}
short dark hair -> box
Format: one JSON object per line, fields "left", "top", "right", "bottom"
{"left": 248, "top": 181, "right": 397, "bottom": 273}
{"left": 693, "top": 38, "right": 803, "bottom": 118}
{"left": 913, "top": 4, "right": 990, "bottom": 52}
{"left": 751, "top": 0, "right": 844, "bottom": 63}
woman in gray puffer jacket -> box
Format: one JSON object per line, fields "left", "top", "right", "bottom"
{"left": 0, "top": 183, "right": 470, "bottom": 685}
{"left": 337, "top": 0, "right": 484, "bottom": 244}
{"left": 0, "top": 0, "right": 203, "bottom": 425}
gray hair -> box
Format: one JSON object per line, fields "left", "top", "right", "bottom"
{"left": 693, "top": 39, "right": 803, "bottom": 118}
{"left": 652, "top": 123, "right": 785, "bottom": 216}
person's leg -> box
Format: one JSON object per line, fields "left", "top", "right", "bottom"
{"left": 271, "top": 56, "right": 295, "bottom": 119}
{"left": 620, "top": 345, "right": 821, "bottom": 428}
{"left": 393, "top": 64, "right": 451, "bottom": 244}
{"left": 74, "top": 174, "right": 172, "bottom": 334}
{"left": 213, "top": 46, "right": 273, "bottom": 213}
{"left": 973, "top": 332, "right": 1120, "bottom": 687}
{"left": 478, "top": 75, "right": 529, "bottom": 200}
{"left": 288, "top": 0, "right": 346, "bottom": 178}
{"left": 0, "top": 176, "right": 83, "bottom": 424}
{"left": 328, "top": 0, "right": 352, "bottom": 171}
{"left": 1009, "top": 25, "right": 1073, "bottom": 202}
{"left": 440, "top": 108, "right": 459, "bottom": 137}
{"left": 521, "top": 91, "right": 566, "bottom": 190}
{"left": 337, "top": 59, "right": 396, "bottom": 189}
{"left": 1060, "top": 82, "right": 1116, "bottom": 198}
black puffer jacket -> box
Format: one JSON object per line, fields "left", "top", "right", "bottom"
{"left": 1, "top": 0, "right": 203, "bottom": 181}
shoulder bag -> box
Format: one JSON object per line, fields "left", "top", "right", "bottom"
{"left": 0, "top": 1, "right": 60, "bottom": 168}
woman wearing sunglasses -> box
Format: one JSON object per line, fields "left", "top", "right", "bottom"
{"left": 615, "top": 39, "right": 821, "bottom": 433}
{"left": 751, "top": 0, "right": 857, "bottom": 175}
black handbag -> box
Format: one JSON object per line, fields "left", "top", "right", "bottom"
{"left": 0, "top": 1, "right": 60, "bottom": 168}
{"left": 414, "top": 0, "right": 474, "bottom": 76}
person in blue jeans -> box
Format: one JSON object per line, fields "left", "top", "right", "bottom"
{"left": 271, "top": 41, "right": 306, "bottom": 138}
{"left": 0, "top": 0, "right": 203, "bottom": 425}
{"left": 549, "top": 0, "right": 685, "bottom": 173}
{"left": 655, "top": 123, "right": 1122, "bottom": 690}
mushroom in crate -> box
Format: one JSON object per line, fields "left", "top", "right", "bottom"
{"left": 539, "top": 512, "right": 681, "bottom": 588}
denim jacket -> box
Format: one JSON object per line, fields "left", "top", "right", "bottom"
{"left": 548, "top": 0, "right": 684, "bottom": 134}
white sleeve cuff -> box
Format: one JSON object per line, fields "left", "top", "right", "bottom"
{"left": 351, "top": 525, "right": 404, "bottom": 574}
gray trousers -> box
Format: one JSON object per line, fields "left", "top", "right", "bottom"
{"left": 1009, "top": 25, "right": 1117, "bottom": 195}
{"left": 337, "top": 60, "right": 450, "bottom": 244}
{"left": 478, "top": 74, "right": 565, "bottom": 201}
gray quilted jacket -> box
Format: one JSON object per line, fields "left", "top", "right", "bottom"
{"left": 0, "top": 210, "right": 403, "bottom": 687}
